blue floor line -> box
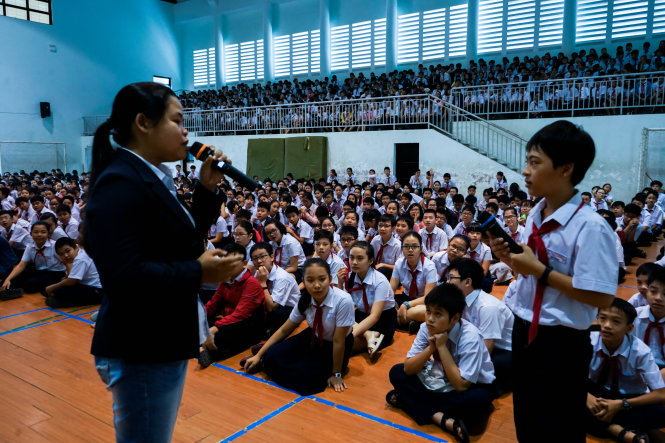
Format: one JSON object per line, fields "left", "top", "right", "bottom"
{"left": 210, "top": 363, "right": 300, "bottom": 395}
{"left": 0, "top": 307, "right": 47, "bottom": 321}
{"left": 219, "top": 396, "right": 306, "bottom": 442}
{"left": 619, "top": 285, "right": 638, "bottom": 290}
{"left": 45, "top": 308, "right": 95, "bottom": 325}
{"left": 0, "top": 316, "right": 71, "bottom": 336}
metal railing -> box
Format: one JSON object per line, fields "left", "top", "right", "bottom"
{"left": 449, "top": 72, "right": 665, "bottom": 119}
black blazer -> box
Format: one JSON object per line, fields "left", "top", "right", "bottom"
{"left": 85, "top": 149, "right": 223, "bottom": 363}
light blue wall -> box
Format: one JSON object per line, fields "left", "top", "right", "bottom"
{"left": 0, "top": 0, "right": 181, "bottom": 172}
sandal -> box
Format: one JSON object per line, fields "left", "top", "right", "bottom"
{"left": 617, "top": 428, "right": 650, "bottom": 443}
{"left": 385, "top": 389, "right": 402, "bottom": 409}
{"left": 367, "top": 333, "right": 385, "bottom": 357}
{"left": 440, "top": 415, "right": 470, "bottom": 443}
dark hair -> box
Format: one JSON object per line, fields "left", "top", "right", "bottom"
{"left": 362, "top": 209, "right": 380, "bottom": 222}
{"left": 55, "top": 204, "right": 71, "bottom": 215}
{"left": 379, "top": 214, "right": 396, "bottom": 226}
{"left": 503, "top": 207, "right": 518, "bottom": 218}
{"left": 39, "top": 212, "right": 58, "bottom": 223}
{"left": 339, "top": 225, "right": 359, "bottom": 239}
{"left": 597, "top": 209, "right": 617, "bottom": 230}
{"left": 30, "top": 221, "right": 50, "bottom": 233}
{"left": 610, "top": 200, "right": 624, "bottom": 209}
{"left": 285, "top": 205, "right": 299, "bottom": 216}
{"left": 235, "top": 220, "right": 255, "bottom": 239}
{"left": 647, "top": 264, "right": 665, "bottom": 286}
{"left": 466, "top": 222, "right": 483, "bottom": 234}
{"left": 55, "top": 237, "right": 77, "bottom": 251}
{"left": 636, "top": 262, "right": 658, "bottom": 278}
{"left": 91, "top": 82, "right": 176, "bottom": 186}
{"left": 0, "top": 209, "right": 14, "bottom": 218}
{"left": 350, "top": 240, "right": 375, "bottom": 261}
{"left": 235, "top": 208, "right": 252, "bottom": 220}
{"left": 297, "top": 258, "right": 331, "bottom": 314}
{"left": 396, "top": 215, "right": 414, "bottom": 229}
{"left": 257, "top": 201, "right": 271, "bottom": 211}
{"left": 250, "top": 241, "right": 273, "bottom": 257}
{"left": 313, "top": 229, "right": 334, "bottom": 243}
{"left": 424, "top": 283, "right": 466, "bottom": 317}
{"left": 450, "top": 234, "right": 471, "bottom": 249}
{"left": 448, "top": 258, "right": 483, "bottom": 289}
{"left": 601, "top": 298, "right": 637, "bottom": 325}
{"left": 407, "top": 203, "right": 424, "bottom": 220}
{"left": 461, "top": 205, "right": 476, "bottom": 216}
{"left": 632, "top": 193, "right": 647, "bottom": 204}
{"left": 401, "top": 230, "right": 422, "bottom": 245}
{"left": 265, "top": 219, "right": 287, "bottom": 236}
{"left": 30, "top": 195, "right": 45, "bottom": 204}
{"left": 624, "top": 203, "right": 642, "bottom": 216}
{"left": 223, "top": 241, "right": 247, "bottom": 261}
{"left": 526, "top": 120, "right": 595, "bottom": 186}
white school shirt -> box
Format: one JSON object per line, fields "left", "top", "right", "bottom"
{"left": 325, "top": 253, "right": 347, "bottom": 287}
{"left": 418, "top": 226, "right": 449, "bottom": 257}
{"left": 264, "top": 265, "right": 301, "bottom": 308}
{"left": 21, "top": 240, "right": 65, "bottom": 271}
{"left": 50, "top": 226, "right": 68, "bottom": 241}
{"left": 613, "top": 232, "right": 624, "bottom": 267}
{"left": 288, "top": 286, "right": 355, "bottom": 342}
{"left": 407, "top": 321, "right": 495, "bottom": 385}
{"left": 209, "top": 216, "right": 228, "bottom": 238}
{"left": 627, "top": 291, "right": 648, "bottom": 308}
{"left": 1, "top": 197, "right": 14, "bottom": 211}
{"left": 244, "top": 240, "right": 255, "bottom": 267}
{"left": 393, "top": 256, "right": 438, "bottom": 298}
{"left": 641, "top": 205, "right": 664, "bottom": 227}
{"left": 347, "top": 267, "right": 395, "bottom": 313}
{"left": 59, "top": 219, "right": 80, "bottom": 240}
{"left": 503, "top": 224, "right": 525, "bottom": 244}
{"left": 452, "top": 222, "right": 470, "bottom": 236}
{"left": 440, "top": 223, "right": 454, "bottom": 239}
{"left": 271, "top": 233, "right": 306, "bottom": 268}
{"left": 592, "top": 200, "right": 609, "bottom": 211}
{"left": 589, "top": 331, "right": 665, "bottom": 395}
{"left": 469, "top": 242, "right": 492, "bottom": 264}
{"left": 463, "top": 289, "right": 513, "bottom": 351}
{"left": 291, "top": 219, "right": 314, "bottom": 244}
{"left": 29, "top": 207, "right": 56, "bottom": 224}
{"left": 633, "top": 306, "right": 665, "bottom": 367}
{"left": 431, "top": 251, "right": 455, "bottom": 282}
{"left": 370, "top": 235, "right": 402, "bottom": 265}
{"left": 503, "top": 192, "right": 618, "bottom": 329}
{"left": 68, "top": 248, "right": 102, "bottom": 288}
{"left": 2, "top": 224, "right": 30, "bottom": 249}
{"left": 380, "top": 174, "right": 397, "bottom": 186}
{"left": 19, "top": 206, "right": 36, "bottom": 223}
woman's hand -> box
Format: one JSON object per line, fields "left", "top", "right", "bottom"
{"left": 1, "top": 279, "right": 11, "bottom": 291}
{"left": 244, "top": 355, "right": 261, "bottom": 373}
{"left": 198, "top": 249, "right": 244, "bottom": 283}
{"left": 199, "top": 146, "right": 232, "bottom": 193}
{"left": 328, "top": 375, "right": 347, "bottom": 392}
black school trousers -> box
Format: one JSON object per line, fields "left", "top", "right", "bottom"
{"left": 209, "top": 309, "right": 266, "bottom": 360}
{"left": 512, "top": 316, "right": 592, "bottom": 443}
{"left": 13, "top": 268, "right": 65, "bottom": 294}
{"left": 46, "top": 284, "right": 104, "bottom": 308}
{"left": 262, "top": 327, "right": 353, "bottom": 395}
{"left": 354, "top": 308, "right": 397, "bottom": 350}
{"left": 389, "top": 363, "right": 494, "bottom": 434}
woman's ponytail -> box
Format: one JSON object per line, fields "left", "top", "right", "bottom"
{"left": 90, "top": 119, "right": 117, "bottom": 188}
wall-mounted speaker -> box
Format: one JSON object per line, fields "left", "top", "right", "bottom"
{"left": 40, "top": 102, "right": 51, "bottom": 118}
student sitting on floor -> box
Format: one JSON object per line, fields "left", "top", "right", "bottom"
{"left": 632, "top": 265, "right": 665, "bottom": 377}
{"left": 585, "top": 298, "right": 665, "bottom": 443}
{"left": 243, "top": 258, "right": 355, "bottom": 395}
{"left": 0, "top": 209, "right": 30, "bottom": 260}
{"left": 419, "top": 208, "right": 449, "bottom": 258}
{"left": 446, "top": 258, "right": 514, "bottom": 395}
{"left": 387, "top": 283, "right": 495, "bottom": 443}
{"left": 432, "top": 234, "right": 471, "bottom": 283}
{"left": 345, "top": 241, "right": 397, "bottom": 358}
{"left": 285, "top": 204, "right": 314, "bottom": 257}
{"left": 0, "top": 221, "right": 65, "bottom": 295}
{"left": 466, "top": 223, "right": 494, "bottom": 293}
{"left": 628, "top": 262, "right": 659, "bottom": 308}
{"left": 250, "top": 242, "right": 300, "bottom": 337}
{"left": 370, "top": 214, "right": 401, "bottom": 280}
{"left": 199, "top": 242, "right": 266, "bottom": 368}
{"left": 337, "top": 225, "right": 359, "bottom": 284}
{"left": 0, "top": 236, "right": 19, "bottom": 300}
{"left": 313, "top": 230, "right": 346, "bottom": 287}
{"left": 264, "top": 219, "right": 306, "bottom": 283}
{"left": 55, "top": 204, "right": 80, "bottom": 240}
{"left": 43, "top": 237, "right": 104, "bottom": 308}
{"left": 39, "top": 212, "right": 68, "bottom": 241}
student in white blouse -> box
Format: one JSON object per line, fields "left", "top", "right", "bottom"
{"left": 264, "top": 219, "right": 306, "bottom": 283}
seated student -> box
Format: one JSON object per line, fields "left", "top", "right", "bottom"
{"left": 55, "top": 205, "right": 79, "bottom": 240}
{"left": 15, "top": 196, "right": 35, "bottom": 223}
{"left": 466, "top": 223, "right": 493, "bottom": 292}
{"left": 285, "top": 205, "right": 315, "bottom": 256}
{"left": 235, "top": 208, "right": 262, "bottom": 242}
{"left": 337, "top": 225, "right": 359, "bottom": 283}
{"left": 318, "top": 216, "right": 341, "bottom": 251}
{"left": 633, "top": 265, "right": 665, "bottom": 376}
{"left": 395, "top": 215, "right": 414, "bottom": 239}
{"left": 612, "top": 201, "right": 625, "bottom": 228}
{"left": 419, "top": 209, "right": 449, "bottom": 258}
{"left": 231, "top": 220, "right": 256, "bottom": 266}
{"left": 339, "top": 209, "right": 365, "bottom": 239}
{"left": 61, "top": 195, "right": 82, "bottom": 223}
{"left": 581, "top": 191, "right": 593, "bottom": 207}
{"left": 452, "top": 206, "right": 475, "bottom": 236}
{"left": 208, "top": 202, "right": 230, "bottom": 249}
{"left": 387, "top": 283, "right": 495, "bottom": 442}
{"left": 39, "top": 213, "right": 68, "bottom": 241}
{"left": 264, "top": 219, "right": 306, "bottom": 283}
{"left": 253, "top": 201, "right": 272, "bottom": 238}
{"left": 361, "top": 209, "right": 380, "bottom": 243}
{"left": 618, "top": 204, "right": 649, "bottom": 264}
{"left": 0, "top": 221, "right": 66, "bottom": 295}
{"left": 435, "top": 208, "right": 455, "bottom": 239}
{"left": 243, "top": 259, "right": 355, "bottom": 395}
{"left": 391, "top": 231, "right": 438, "bottom": 329}
{"left": 642, "top": 190, "right": 663, "bottom": 238}
{"left": 0, "top": 210, "right": 30, "bottom": 260}
{"left": 0, "top": 236, "right": 19, "bottom": 300}
{"left": 585, "top": 298, "right": 665, "bottom": 443}
{"left": 250, "top": 242, "right": 300, "bottom": 337}
{"left": 370, "top": 215, "right": 401, "bottom": 279}
{"left": 628, "top": 263, "right": 659, "bottom": 308}
{"left": 591, "top": 188, "right": 609, "bottom": 211}
{"left": 199, "top": 242, "right": 265, "bottom": 367}
{"left": 502, "top": 207, "right": 525, "bottom": 243}
{"left": 29, "top": 196, "right": 55, "bottom": 224}
{"left": 432, "top": 235, "right": 471, "bottom": 283}
{"left": 345, "top": 241, "right": 397, "bottom": 357}
{"left": 408, "top": 204, "right": 426, "bottom": 232}
{"left": 313, "top": 230, "right": 346, "bottom": 287}
{"left": 447, "top": 258, "right": 513, "bottom": 395}
{"left": 43, "top": 237, "right": 104, "bottom": 308}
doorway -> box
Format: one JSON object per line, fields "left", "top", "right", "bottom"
{"left": 395, "top": 143, "right": 419, "bottom": 185}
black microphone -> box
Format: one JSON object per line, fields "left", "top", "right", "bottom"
{"left": 476, "top": 211, "right": 524, "bottom": 254}
{"left": 189, "top": 142, "right": 259, "bottom": 190}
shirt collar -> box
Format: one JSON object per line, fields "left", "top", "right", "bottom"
{"left": 315, "top": 287, "right": 335, "bottom": 308}
{"left": 648, "top": 309, "right": 665, "bottom": 323}
{"left": 466, "top": 289, "right": 481, "bottom": 307}
{"left": 355, "top": 268, "right": 375, "bottom": 285}
{"left": 532, "top": 191, "right": 583, "bottom": 227}
{"left": 599, "top": 333, "right": 632, "bottom": 359}
{"left": 120, "top": 148, "right": 173, "bottom": 191}
{"left": 230, "top": 268, "right": 248, "bottom": 283}
{"left": 448, "top": 321, "right": 462, "bottom": 345}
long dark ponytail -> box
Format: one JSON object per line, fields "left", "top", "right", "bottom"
{"left": 91, "top": 82, "right": 176, "bottom": 187}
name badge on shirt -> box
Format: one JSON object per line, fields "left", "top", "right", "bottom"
{"left": 547, "top": 248, "right": 568, "bottom": 265}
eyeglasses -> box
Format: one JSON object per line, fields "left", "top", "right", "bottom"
{"left": 233, "top": 231, "right": 248, "bottom": 237}
{"left": 448, "top": 245, "right": 467, "bottom": 253}
{"left": 264, "top": 229, "right": 279, "bottom": 236}
{"left": 447, "top": 275, "right": 462, "bottom": 281}
{"left": 402, "top": 244, "right": 421, "bottom": 250}
{"left": 340, "top": 237, "right": 356, "bottom": 243}
{"left": 251, "top": 254, "right": 270, "bottom": 262}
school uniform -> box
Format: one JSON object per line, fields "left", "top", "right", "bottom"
{"left": 12, "top": 239, "right": 66, "bottom": 294}
{"left": 370, "top": 235, "right": 402, "bottom": 280}
{"left": 633, "top": 306, "right": 665, "bottom": 368}
{"left": 262, "top": 286, "right": 355, "bottom": 395}
{"left": 2, "top": 223, "right": 30, "bottom": 258}
{"left": 503, "top": 191, "right": 618, "bottom": 443}
{"left": 18, "top": 206, "right": 36, "bottom": 223}
{"left": 263, "top": 264, "right": 301, "bottom": 335}
{"left": 627, "top": 291, "right": 648, "bottom": 308}
{"left": 642, "top": 205, "right": 664, "bottom": 229}
{"left": 418, "top": 227, "right": 449, "bottom": 257}
{"left": 389, "top": 321, "right": 495, "bottom": 431}
{"left": 50, "top": 226, "right": 68, "bottom": 241}
{"left": 271, "top": 233, "right": 306, "bottom": 271}
{"left": 452, "top": 221, "right": 470, "bottom": 236}
{"left": 59, "top": 219, "right": 80, "bottom": 240}
{"left": 586, "top": 332, "right": 665, "bottom": 436}
{"left": 290, "top": 219, "right": 314, "bottom": 255}
{"left": 45, "top": 248, "right": 104, "bottom": 308}
{"left": 440, "top": 223, "right": 454, "bottom": 239}
{"left": 209, "top": 216, "right": 228, "bottom": 241}
{"left": 29, "top": 207, "right": 55, "bottom": 224}
{"left": 431, "top": 251, "right": 454, "bottom": 283}
{"left": 468, "top": 242, "right": 492, "bottom": 264}
{"left": 1, "top": 197, "right": 14, "bottom": 211}
{"left": 503, "top": 224, "right": 526, "bottom": 244}
{"left": 204, "top": 269, "right": 266, "bottom": 360}
{"left": 346, "top": 268, "right": 397, "bottom": 347}
{"left": 591, "top": 200, "right": 609, "bottom": 211}
{"left": 392, "top": 255, "right": 438, "bottom": 305}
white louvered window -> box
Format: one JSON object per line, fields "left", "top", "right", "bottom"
{"left": 478, "top": 0, "right": 504, "bottom": 54}
{"left": 655, "top": 0, "right": 665, "bottom": 33}
{"left": 352, "top": 21, "right": 372, "bottom": 68}
{"left": 311, "top": 30, "right": 321, "bottom": 72}
{"left": 423, "top": 8, "right": 446, "bottom": 60}
{"left": 193, "top": 48, "right": 216, "bottom": 87}
{"left": 237, "top": 40, "right": 264, "bottom": 82}
{"left": 448, "top": 4, "right": 468, "bottom": 57}
{"left": 331, "top": 25, "right": 350, "bottom": 71}
{"left": 274, "top": 35, "right": 291, "bottom": 77}
{"left": 374, "top": 19, "right": 387, "bottom": 65}
{"left": 292, "top": 31, "right": 310, "bottom": 75}
{"left": 224, "top": 44, "right": 239, "bottom": 83}
{"left": 506, "top": 0, "right": 535, "bottom": 50}
{"left": 397, "top": 12, "right": 421, "bottom": 63}
{"left": 256, "top": 40, "right": 265, "bottom": 80}
{"left": 332, "top": 20, "right": 386, "bottom": 71}
{"left": 611, "top": 0, "right": 648, "bottom": 38}
{"left": 576, "top": 0, "right": 608, "bottom": 42}
{"left": 538, "top": 0, "right": 564, "bottom": 46}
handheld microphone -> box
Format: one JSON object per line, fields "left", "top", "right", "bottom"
{"left": 188, "top": 142, "right": 259, "bottom": 190}
{"left": 476, "top": 211, "right": 524, "bottom": 254}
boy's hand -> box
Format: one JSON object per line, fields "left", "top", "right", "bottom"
{"left": 44, "top": 284, "right": 56, "bottom": 296}
{"left": 586, "top": 394, "right": 603, "bottom": 414}
{"left": 489, "top": 238, "right": 512, "bottom": 264}
{"left": 434, "top": 332, "right": 448, "bottom": 348}
{"left": 244, "top": 355, "right": 261, "bottom": 372}
{"left": 1, "top": 279, "right": 11, "bottom": 291}
{"left": 336, "top": 267, "right": 347, "bottom": 285}
{"left": 397, "top": 304, "right": 408, "bottom": 324}
{"left": 596, "top": 399, "right": 622, "bottom": 422}
{"left": 508, "top": 244, "right": 546, "bottom": 277}
{"left": 256, "top": 266, "right": 269, "bottom": 284}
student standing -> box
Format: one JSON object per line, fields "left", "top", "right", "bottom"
{"left": 490, "top": 121, "right": 617, "bottom": 443}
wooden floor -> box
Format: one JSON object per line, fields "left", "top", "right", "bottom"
{"left": 0, "top": 238, "right": 662, "bottom": 443}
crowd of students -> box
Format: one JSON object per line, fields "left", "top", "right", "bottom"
{"left": 1, "top": 152, "right": 664, "bottom": 441}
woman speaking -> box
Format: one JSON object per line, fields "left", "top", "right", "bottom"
{"left": 85, "top": 82, "right": 241, "bottom": 442}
